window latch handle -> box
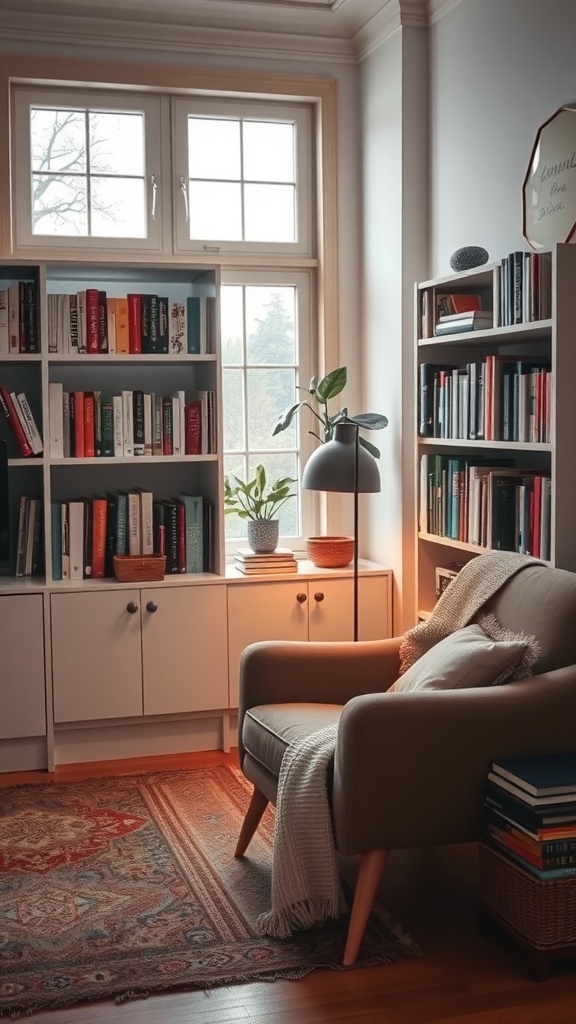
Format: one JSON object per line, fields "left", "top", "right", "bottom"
{"left": 179, "top": 175, "right": 189, "bottom": 224}
{"left": 150, "top": 174, "right": 158, "bottom": 221}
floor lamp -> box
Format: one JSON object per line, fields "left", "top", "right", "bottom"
{"left": 301, "top": 421, "right": 381, "bottom": 641}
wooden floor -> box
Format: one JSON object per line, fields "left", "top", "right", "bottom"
{"left": 3, "top": 750, "right": 576, "bottom": 1024}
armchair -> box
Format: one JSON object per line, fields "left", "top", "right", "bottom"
{"left": 234, "top": 558, "right": 576, "bottom": 966}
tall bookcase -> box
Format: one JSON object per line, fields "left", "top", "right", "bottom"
{"left": 414, "top": 242, "right": 576, "bottom": 620}
{"left": 0, "top": 260, "right": 223, "bottom": 583}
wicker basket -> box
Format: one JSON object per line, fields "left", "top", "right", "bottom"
{"left": 113, "top": 555, "right": 166, "bottom": 583}
{"left": 479, "top": 842, "right": 576, "bottom": 948}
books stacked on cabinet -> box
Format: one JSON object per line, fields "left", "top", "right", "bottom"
{"left": 234, "top": 547, "right": 298, "bottom": 575}
{"left": 52, "top": 491, "right": 214, "bottom": 581}
{"left": 0, "top": 281, "right": 39, "bottom": 354}
{"left": 0, "top": 384, "right": 43, "bottom": 456}
{"left": 47, "top": 290, "right": 216, "bottom": 355}
{"left": 48, "top": 385, "right": 215, "bottom": 458}
{"left": 496, "top": 250, "right": 552, "bottom": 328}
{"left": 419, "top": 453, "right": 551, "bottom": 558}
{"left": 484, "top": 754, "right": 576, "bottom": 880}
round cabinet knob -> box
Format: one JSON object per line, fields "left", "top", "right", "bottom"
{"left": 296, "top": 592, "right": 307, "bottom": 604}
{"left": 146, "top": 601, "right": 158, "bottom": 613}
{"left": 314, "top": 592, "right": 325, "bottom": 603}
{"left": 126, "top": 601, "right": 139, "bottom": 614}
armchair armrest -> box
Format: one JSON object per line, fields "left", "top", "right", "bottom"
{"left": 332, "top": 666, "right": 576, "bottom": 856}
{"left": 238, "top": 637, "right": 402, "bottom": 710}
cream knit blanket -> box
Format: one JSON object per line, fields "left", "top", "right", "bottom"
{"left": 258, "top": 551, "right": 543, "bottom": 938}
{"left": 256, "top": 723, "right": 344, "bottom": 938}
{"left": 400, "top": 551, "right": 543, "bottom": 673}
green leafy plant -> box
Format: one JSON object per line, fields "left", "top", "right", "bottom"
{"left": 224, "top": 464, "right": 297, "bottom": 521}
{"left": 272, "top": 366, "right": 388, "bottom": 458}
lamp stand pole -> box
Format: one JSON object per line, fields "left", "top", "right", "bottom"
{"left": 353, "top": 423, "right": 359, "bottom": 642}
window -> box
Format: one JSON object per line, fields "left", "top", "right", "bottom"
{"left": 171, "top": 97, "right": 313, "bottom": 257}
{"left": 221, "top": 270, "right": 316, "bottom": 550}
{"left": 12, "top": 87, "right": 164, "bottom": 253}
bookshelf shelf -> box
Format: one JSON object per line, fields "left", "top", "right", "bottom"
{"left": 414, "top": 243, "right": 576, "bottom": 620}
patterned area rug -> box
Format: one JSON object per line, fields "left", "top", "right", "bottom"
{"left": 0, "top": 765, "right": 419, "bottom": 1016}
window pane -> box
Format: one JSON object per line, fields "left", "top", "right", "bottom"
{"left": 32, "top": 174, "right": 88, "bottom": 235}
{"left": 31, "top": 108, "right": 86, "bottom": 173}
{"left": 248, "top": 452, "right": 299, "bottom": 537}
{"left": 91, "top": 177, "right": 146, "bottom": 238}
{"left": 221, "top": 286, "right": 244, "bottom": 364}
{"left": 188, "top": 117, "right": 241, "bottom": 180}
{"left": 246, "top": 287, "right": 295, "bottom": 365}
{"left": 247, "top": 367, "right": 297, "bottom": 449}
{"left": 245, "top": 183, "right": 295, "bottom": 242}
{"left": 243, "top": 121, "right": 295, "bottom": 183}
{"left": 89, "top": 112, "right": 145, "bottom": 175}
{"left": 222, "top": 368, "right": 245, "bottom": 452}
{"left": 189, "top": 181, "right": 242, "bottom": 241}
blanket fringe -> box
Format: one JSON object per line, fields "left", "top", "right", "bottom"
{"left": 257, "top": 897, "right": 341, "bottom": 938}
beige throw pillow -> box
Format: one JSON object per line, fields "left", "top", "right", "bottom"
{"left": 388, "top": 622, "right": 533, "bottom": 693}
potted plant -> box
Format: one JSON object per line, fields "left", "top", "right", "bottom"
{"left": 224, "top": 464, "right": 297, "bottom": 553}
{"left": 272, "top": 366, "right": 388, "bottom": 457}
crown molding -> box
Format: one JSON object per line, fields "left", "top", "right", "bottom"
{"left": 354, "top": 0, "right": 463, "bottom": 60}
{"left": 0, "top": 11, "right": 356, "bottom": 64}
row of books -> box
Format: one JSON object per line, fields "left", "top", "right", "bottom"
{"left": 419, "top": 357, "right": 551, "bottom": 443}
{"left": 15, "top": 495, "right": 43, "bottom": 577}
{"left": 48, "top": 385, "right": 216, "bottom": 459}
{"left": 485, "top": 753, "right": 576, "bottom": 880}
{"left": 0, "top": 384, "right": 43, "bottom": 457}
{"left": 47, "top": 291, "right": 216, "bottom": 356}
{"left": 420, "top": 251, "right": 552, "bottom": 339}
{"left": 0, "top": 281, "right": 38, "bottom": 354}
{"left": 51, "top": 491, "right": 213, "bottom": 581}
{"left": 234, "top": 546, "right": 298, "bottom": 575}
{"left": 419, "top": 454, "right": 551, "bottom": 558}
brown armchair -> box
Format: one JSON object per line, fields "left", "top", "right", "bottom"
{"left": 234, "top": 559, "right": 576, "bottom": 966}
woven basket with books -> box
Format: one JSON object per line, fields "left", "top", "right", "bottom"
{"left": 479, "top": 842, "right": 576, "bottom": 947}
{"left": 113, "top": 555, "right": 166, "bottom": 583}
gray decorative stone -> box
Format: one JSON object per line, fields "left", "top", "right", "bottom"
{"left": 449, "top": 246, "right": 490, "bottom": 272}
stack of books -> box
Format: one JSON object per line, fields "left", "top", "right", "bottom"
{"left": 234, "top": 547, "right": 298, "bottom": 575}
{"left": 484, "top": 753, "right": 576, "bottom": 880}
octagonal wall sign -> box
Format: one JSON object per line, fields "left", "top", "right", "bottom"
{"left": 523, "top": 105, "right": 576, "bottom": 249}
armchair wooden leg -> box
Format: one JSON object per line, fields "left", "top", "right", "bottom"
{"left": 343, "top": 849, "right": 389, "bottom": 967}
{"left": 234, "top": 786, "right": 269, "bottom": 858}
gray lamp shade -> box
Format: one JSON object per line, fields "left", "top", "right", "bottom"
{"left": 301, "top": 422, "right": 381, "bottom": 494}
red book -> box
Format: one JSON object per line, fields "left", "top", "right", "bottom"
{"left": 91, "top": 497, "right": 107, "bottom": 579}
{"left": 73, "top": 390, "right": 85, "bottom": 458}
{"left": 127, "top": 293, "right": 142, "bottom": 354}
{"left": 185, "top": 400, "right": 202, "bottom": 455}
{"left": 0, "top": 384, "right": 32, "bottom": 456}
{"left": 83, "top": 392, "right": 95, "bottom": 457}
{"left": 85, "top": 289, "right": 100, "bottom": 354}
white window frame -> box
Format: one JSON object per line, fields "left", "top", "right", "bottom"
{"left": 221, "top": 267, "right": 317, "bottom": 555}
{"left": 11, "top": 86, "right": 168, "bottom": 256}
{"left": 172, "top": 96, "right": 314, "bottom": 259}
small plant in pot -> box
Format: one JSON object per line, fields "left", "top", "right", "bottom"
{"left": 224, "top": 464, "right": 297, "bottom": 553}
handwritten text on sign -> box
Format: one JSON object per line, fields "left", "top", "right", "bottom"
{"left": 523, "top": 107, "right": 576, "bottom": 249}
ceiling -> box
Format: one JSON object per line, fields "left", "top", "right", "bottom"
{"left": 0, "top": 0, "right": 442, "bottom": 62}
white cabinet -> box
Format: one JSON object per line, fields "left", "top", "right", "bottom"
{"left": 51, "top": 589, "right": 143, "bottom": 722}
{"left": 51, "top": 584, "right": 229, "bottom": 723}
{"left": 142, "top": 584, "right": 228, "bottom": 715}
{"left": 227, "top": 569, "right": 392, "bottom": 707}
{"left": 0, "top": 593, "right": 46, "bottom": 770}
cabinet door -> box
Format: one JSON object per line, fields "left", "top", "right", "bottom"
{"left": 227, "top": 581, "right": 309, "bottom": 707}
{"left": 51, "top": 590, "right": 143, "bottom": 723}
{"left": 0, "top": 594, "right": 46, "bottom": 739}
{"left": 307, "top": 576, "right": 391, "bottom": 641}
{"left": 142, "top": 584, "right": 228, "bottom": 715}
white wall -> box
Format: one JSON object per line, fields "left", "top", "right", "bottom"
{"left": 430, "top": 0, "right": 576, "bottom": 276}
